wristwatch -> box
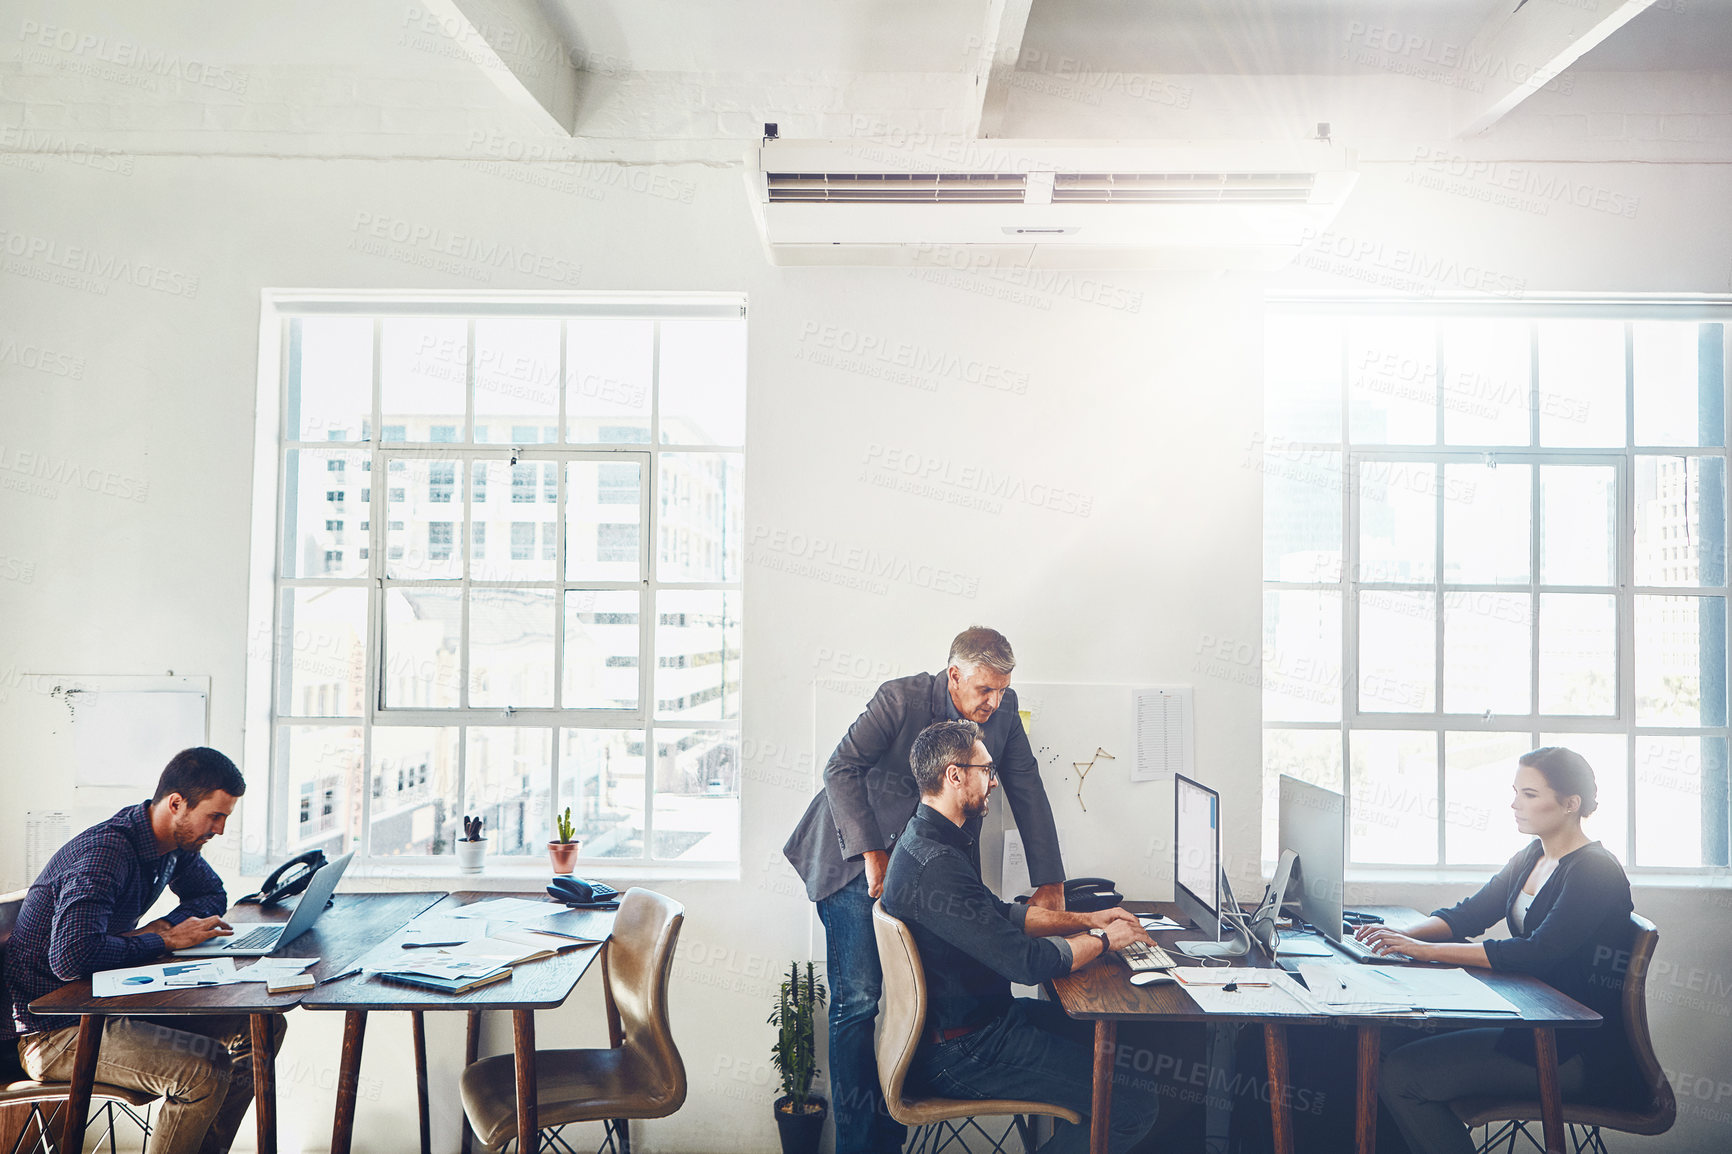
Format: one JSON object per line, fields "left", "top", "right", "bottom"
{"left": 1088, "top": 927, "right": 1111, "bottom": 951}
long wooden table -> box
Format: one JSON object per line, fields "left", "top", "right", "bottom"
{"left": 301, "top": 891, "right": 616, "bottom": 1154}
{"left": 28, "top": 891, "right": 443, "bottom": 1154}
{"left": 1048, "top": 902, "right": 1603, "bottom": 1154}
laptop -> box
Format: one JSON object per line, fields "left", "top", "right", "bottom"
{"left": 175, "top": 851, "right": 354, "bottom": 957}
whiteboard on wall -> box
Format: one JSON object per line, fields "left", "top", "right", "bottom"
{"left": 1014, "top": 682, "right": 1193, "bottom": 902}
{"left": 70, "top": 685, "right": 210, "bottom": 789}
{"left": 12, "top": 676, "right": 211, "bottom": 882}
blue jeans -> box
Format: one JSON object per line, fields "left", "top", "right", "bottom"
{"left": 817, "top": 873, "right": 907, "bottom": 1154}
{"left": 910, "top": 999, "right": 1161, "bottom": 1154}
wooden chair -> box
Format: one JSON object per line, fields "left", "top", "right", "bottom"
{"left": 872, "top": 902, "right": 1083, "bottom": 1154}
{"left": 1452, "top": 913, "right": 1676, "bottom": 1154}
{"left": 0, "top": 890, "right": 156, "bottom": 1154}
{"left": 459, "top": 889, "right": 686, "bottom": 1154}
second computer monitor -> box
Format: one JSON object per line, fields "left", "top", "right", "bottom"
{"left": 1277, "top": 775, "right": 1347, "bottom": 943}
{"left": 1173, "top": 773, "right": 1221, "bottom": 939}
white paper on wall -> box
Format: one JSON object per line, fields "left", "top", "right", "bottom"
{"left": 1134, "top": 687, "right": 1193, "bottom": 782}
{"left": 1000, "top": 828, "right": 1030, "bottom": 899}
{"left": 24, "top": 810, "right": 71, "bottom": 883}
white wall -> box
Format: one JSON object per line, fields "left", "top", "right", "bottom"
{"left": 2, "top": 140, "right": 1730, "bottom": 1153}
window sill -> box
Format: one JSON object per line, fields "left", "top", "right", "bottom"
{"left": 321, "top": 859, "right": 740, "bottom": 891}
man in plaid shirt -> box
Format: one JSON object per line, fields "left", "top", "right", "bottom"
{"left": 4, "top": 748, "right": 286, "bottom": 1154}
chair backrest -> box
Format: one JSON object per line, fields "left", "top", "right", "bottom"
{"left": 1622, "top": 912, "right": 1676, "bottom": 1127}
{"left": 0, "top": 889, "right": 25, "bottom": 952}
{"left": 871, "top": 902, "right": 926, "bottom": 1118}
{"left": 2, "top": 889, "right": 27, "bottom": 1074}
{"left": 607, "top": 888, "right": 686, "bottom": 1114}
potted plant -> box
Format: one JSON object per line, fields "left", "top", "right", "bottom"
{"left": 768, "top": 961, "right": 828, "bottom": 1154}
{"left": 456, "top": 814, "right": 486, "bottom": 873}
{"left": 549, "top": 806, "right": 582, "bottom": 873}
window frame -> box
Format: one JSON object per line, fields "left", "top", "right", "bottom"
{"left": 243, "top": 291, "right": 746, "bottom": 879}
{"left": 1264, "top": 298, "right": 1731, "bottom": 880}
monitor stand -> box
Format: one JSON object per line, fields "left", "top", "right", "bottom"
{"left": 1176, "top": 913, "right": 1252, "bottom": 958}
{"left": 1175, "top": 864, "right": 1257, "bottom": 958}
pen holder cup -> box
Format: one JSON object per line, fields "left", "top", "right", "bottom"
{"left": 455, "top": 838, "right": 487, "bottom": 874}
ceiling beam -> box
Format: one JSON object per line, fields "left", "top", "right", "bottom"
{"left": 1455, "top": 0, "right": 1657, "bottom": 137}
{"left": 965, "top": 0, "right": 1034, "bottom": 139}
{"left": 419, "top": 0, "right": 579, "bottom": 136}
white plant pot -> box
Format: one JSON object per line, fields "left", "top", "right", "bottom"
{"left": 456, "top": 838, "right": 487, "bottom": 874}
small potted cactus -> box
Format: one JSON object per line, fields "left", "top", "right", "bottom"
{"left": 549, "top": 806, "right": 582, "bottom": 873}
{"left": 455, "top": 814, "right": 486, "bottom": 873}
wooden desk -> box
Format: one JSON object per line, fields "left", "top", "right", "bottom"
{"left": 28, "top": 891, "right": 442, "bottom": 1154}
{"left": 1048, "top": 903, "right": 1602, "bottom": 1154}
{"left": 301, "top": 892, "right": 615, "bottom": 1154}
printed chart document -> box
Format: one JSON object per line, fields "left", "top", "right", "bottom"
{"left": 93, "top": 957, "right": 236, "bottom": 997}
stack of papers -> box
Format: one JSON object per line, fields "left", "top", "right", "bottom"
{"left": 1295, "top": 965, "right": 1415, "bottom": 1015}
{"left": 1293, "top": 965, "right": 1523, "bottom": 1017}
{"left": 377, "top": 957, "right": 513, "bottom": 995}
{"left": 1178, "top": 971, "right": 1324, "bottom": 1016}
{"left": 447, "top": 898, "right": 564, "bottom": 924}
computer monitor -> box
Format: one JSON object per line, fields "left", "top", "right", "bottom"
{"left": 1173, "top": 773, "right": 1220, "bottom": 938}
{"left": 1277, "top": 775, "right": 1347, "bottom": 943}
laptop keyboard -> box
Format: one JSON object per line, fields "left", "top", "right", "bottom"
{"left": 224, "top": 926, "right": 282, "bottom": 951}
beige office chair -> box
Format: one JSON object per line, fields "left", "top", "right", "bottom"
{"left": 459, "top": 888, "right": 686, "bottom": 1154}
{"left": 1, "top": 889, "right": 157, "bottom": 1154}
{"left": 1452, "top": 913, "right": 1676, "bottom": 1154}
{"left": 872, "top": 902, "right": 1083, "bottom": 1154}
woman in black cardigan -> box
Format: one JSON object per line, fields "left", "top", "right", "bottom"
{"left": 1354, "top": 746, "right": 1635, "bottom": 1154}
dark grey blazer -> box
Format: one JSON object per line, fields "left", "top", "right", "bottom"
{"left": 782, "top": 671, "right": 1066, "bottom": 902}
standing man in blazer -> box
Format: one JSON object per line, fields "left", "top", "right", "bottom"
{"left": 784, "top": 627, "right": 1067, "bottom": 1154}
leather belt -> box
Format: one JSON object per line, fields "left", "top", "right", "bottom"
{"left": 927, "top": 1023, "right": 981, "bottom": 1047}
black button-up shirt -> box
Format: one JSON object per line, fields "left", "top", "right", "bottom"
{"left": 882, "top": 804, "right": 1071, "bottom": 1035}
{"left": 4, "top": 801, "right": 227, "bottom": 1036}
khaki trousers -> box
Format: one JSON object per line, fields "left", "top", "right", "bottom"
{"left": 19, "top": 1015, "right": 288, "bottom": 1154}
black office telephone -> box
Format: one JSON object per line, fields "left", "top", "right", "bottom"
{"left": 1062, "top": 877, "right": 1123, "bottom": 912}
{"left": 1015, "top": 877, "right": 1123, "bottom": 913}
{"left": 238, "top": 850, "right": 329, "bottom": 908}
{"left": 546, "top": 875, "right": 621, "bottom": 909}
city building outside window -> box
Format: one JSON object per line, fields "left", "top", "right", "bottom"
{"left": 1261, "top": 304, "right": 1728, "bottom": 876}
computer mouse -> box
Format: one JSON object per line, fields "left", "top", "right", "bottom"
{"left": 1129, "top": 971, "right": 1176, "bottom": 986}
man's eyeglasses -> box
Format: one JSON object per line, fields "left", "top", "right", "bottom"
{"left": 957, "top": 762, "right": 998, "bottom": 782}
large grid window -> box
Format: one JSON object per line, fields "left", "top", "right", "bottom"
{"left": 1262, "top": 306, "right": 1729, "bottom": 874}
{"left": 256, "top": 299, "right": 745, "bottom": 869}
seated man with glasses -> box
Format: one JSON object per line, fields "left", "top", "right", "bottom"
{"left": 882, "top": 720, "right": 1163, "bottom": 1154}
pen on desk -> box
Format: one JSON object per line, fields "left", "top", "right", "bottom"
{"left": 400, "top": 941, "right": 466, "bottom": 949}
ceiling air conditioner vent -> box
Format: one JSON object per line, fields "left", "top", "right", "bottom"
{"left": 766, "top": 172, "right": 1027, "bottom": 204}
{"left": 1052, "top": 172, "right": 1317, "bottom": 204}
